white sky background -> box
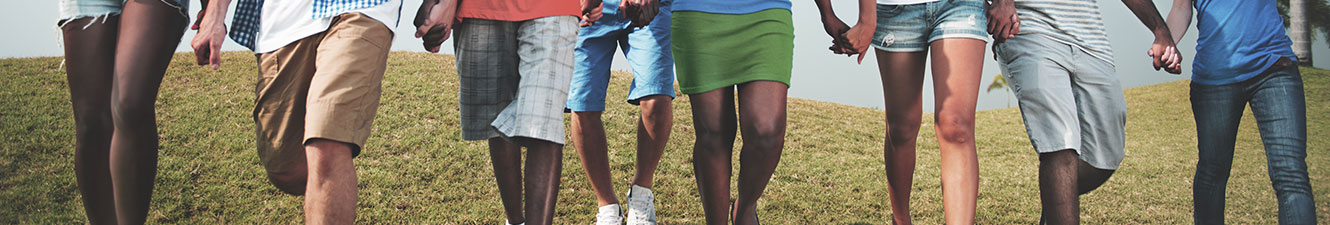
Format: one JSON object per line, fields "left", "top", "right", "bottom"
{"left": 4, "top": 0, "right": 1328, "bottom": 111}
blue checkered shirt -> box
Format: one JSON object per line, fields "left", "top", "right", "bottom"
{"left": 229, "top": 0, "right": 390, "bottom": 51}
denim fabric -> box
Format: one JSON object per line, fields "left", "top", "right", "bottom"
{"left": 1190, "top": 63, "right": 1316, "bottom": 225}
{"left": 871, "top": 0, "right": 990, "bottom": 52}
{"left": 58, "top": 0, "right": 189, "bottom": 26}
{"left": 567, "top": 0, "right": 676, "bottom": 112}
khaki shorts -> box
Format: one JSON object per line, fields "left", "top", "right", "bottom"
{"left": 253, "top": 13, "right": 392, "bottom": 174}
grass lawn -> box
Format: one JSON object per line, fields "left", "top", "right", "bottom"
{"left": 1, "top": 52, "right": 1326, "bottom": 224}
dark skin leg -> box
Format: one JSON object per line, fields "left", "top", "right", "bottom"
{"left": 518, "top": 137, "right": 564, "bottom": 225}
{"left": 489, "top": 138, "right": 525, "bottom": 224}
{"left": 570, "top": 111, "right": 620, "bottom": 206}
{"left": 631, "top": 95, "right": 672, "bottom": 188}
{"left": 62, "top": 15, "right": 120, "bottom": 225}
{"left": 874, "top": 49, "right": 928, "bottom": 225}
{"left": 731, "top": 81, "right": 788, "bottom": 225}
{"left": 106, "top": 1, "right": 186, "bottom": 224}
{"left": 570, "top": 95, "right": 673, "bottom": 207}
{"left": 689, "top": 87, "right": 738, "bottom": 225}
{"left": 1038, "top": 150, "right": 1079, "bottom": 225}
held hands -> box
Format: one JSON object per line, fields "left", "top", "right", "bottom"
{"left": 414, "top": 0, "right": 458, "bottom": 53}
{"left": 820, "top": 15, "right": 873, "bottom": 64}
{"left": 620, "top": 0, "right": 660, "bottom": 28}
{"left": 1147, "top": 35, "right": 1183, "bottom": 74}
{"left": 580, "top": 0, "right": 605, "bottom": 27}
{"left": 191, "top": 0, "right": 227, "bottom": 70}
{"left": 986, "top": 0, "right": 1019, "bottom": 44}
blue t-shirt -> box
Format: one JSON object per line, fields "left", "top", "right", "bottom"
{"left": 1191, "top": 0, "right": 1297, "bottom": 85}
{"left": 672, "top": 0, "right": 790, "bottom": 14}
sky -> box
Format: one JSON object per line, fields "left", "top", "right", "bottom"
{"left": 4, "top": 0, "right": 1329, "bottom": 112}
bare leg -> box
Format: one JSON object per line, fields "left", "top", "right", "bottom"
{"left": 1039, "top": 150, "right": 1079, "bottom": 225}
{"left": 62, "top": 15, "right": 120, "bottom": 225}
{"left": 107, "top": 1, "right": 186, "bottom": 224}
{"left": 489, "top": 138, "right": 526, "bottom": 224}
{"left": 521, "top": 137, "right": 564, "bottom": 225}
{"left": 689, "top": 88, "right": 738, "bottom": 225}
{"left": 731, "top": 81, "right": 788, "bottom": 225}
{"left": 631, "top": 95, "right": 673, "bottom": 188}
{"left": 1076, "top": 161, "right": 1115, "bottom": 194}
{"left": 571, "top": 111, "right": 620, "bottom": 206}
{"left": 929, "top": 39, "right": 985, "bottom": 224}
{"left": 304, "top": 139, "right": 358, "bottom": 224}
{"left": 874, "top": 49, "right": 928, "bottom": 225}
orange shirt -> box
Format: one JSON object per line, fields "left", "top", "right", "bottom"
{"left": 458, "top": 0, "right": 581, "bottom": 21}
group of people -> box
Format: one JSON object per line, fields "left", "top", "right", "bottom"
{"left": 53, "top": 0, "right": 1315, "bottom": 224}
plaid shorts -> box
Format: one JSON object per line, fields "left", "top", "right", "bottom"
{"left": 453, "top": 16, "right": 578, "bottom": 144}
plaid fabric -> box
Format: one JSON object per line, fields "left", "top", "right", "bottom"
{"left": 313, "top": 0, "right": 389, "bottom": 18}
{"left": 229, "top": 0, "right": 263, "bottom": 50}
{"left": 453, "top": 16, "right": 578, "bottom": 144}
{"left": 228, "top": 0, "right": 389, "bottom": 51}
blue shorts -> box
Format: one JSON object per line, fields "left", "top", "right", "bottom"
{"left": 58, "top": 0, "right": 189, "bottom": 25}
{"left": 871, "top": 0, "right": 991, "bottom": 52}
{"left": 567, "top": 0, "right": 677, "bottom": 112}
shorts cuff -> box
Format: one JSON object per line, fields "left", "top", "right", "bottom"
{"left": 302, "top": 134, "right": 364, "bottom": 158}
{"left": 928, "top": 33, "right": 993, "bottom": 43}
{"left": 566, "top": 102, "right": 607, "bottom": 112}
{"left": 626, "top": 86, "right": 677, "bottom": 105}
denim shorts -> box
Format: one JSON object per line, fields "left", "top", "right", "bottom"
{"left": 58, "top": 0, "right": 189, "bottom": 26}
{"left": 567, "top": 0, "right": 677, "bottom": 112}
{"left": 872, "top": 0, "right": 990, "bottom": 52}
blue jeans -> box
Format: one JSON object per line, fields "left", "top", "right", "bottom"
{"left": 1190, "top": 63, "right": 1316, "bottom": 225}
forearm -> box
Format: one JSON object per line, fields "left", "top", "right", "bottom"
{"left": 857, "top": 0, "right": 875, "bottom": 25}
{"left": 1164, "top": 0, "right": 1192, "bottom": 43}
{"left": 1121, "top": 0, "right": 1173, "bottom": 40}
{"left": 814, "top": 0, "right": 838, "bottom": 21}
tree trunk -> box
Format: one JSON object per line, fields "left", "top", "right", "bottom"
{"left": 1290, "top": 0, "right": 1313, "bottom": 66}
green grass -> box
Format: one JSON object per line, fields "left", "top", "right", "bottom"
{"left": 1, "top": 52, "right": 1326, "bottom": 224}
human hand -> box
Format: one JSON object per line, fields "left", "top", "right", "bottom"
{"left": 580, "top": 0, "right": 604, "bottom": 27}
{"left": 191, "top": 0, "right": 210, "bottom": 30}
{"left": 191, "top": 0, "right": 227, "bottom": 69}
{"left": 620, "top": 0, "right": 659, "bottom": 28}
{"left": 1147, "top": 35, "right": 1183, "bottom": 74}
{"left": 843, "top": 21, "right": 874, "bottom": 64}
{"left": 414, "top": 0, "right": 458, "bottom": 53}
{"left": 986, "top": 0, "right": 1019, "bottom": 44}
{"left": 821, "top": 17, "right": 855, "bottom": 55}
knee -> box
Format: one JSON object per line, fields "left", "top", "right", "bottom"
{"left": 638, "top": 96, "right": 673, "bottom": 120}
{"left": 109, "top": 94, "right": 156, "bottom": 124}
{"left": 267, "top": 170, "right": 307, "bottom": 195}
{"left": 934, "top": 113, "right": 976, "bottom": 144}
{"left": 740, "top": 120, "right": 786, "bottom": 149}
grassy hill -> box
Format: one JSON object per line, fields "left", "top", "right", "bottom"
{"left": 1, "top": 52, "right": 1326, "bottom": 224}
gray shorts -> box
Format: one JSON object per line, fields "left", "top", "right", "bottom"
{"left": 453, "top": 16, "right": 578, "bottom": 144}
{"left": 994, "top": 34, "right": 1126, "bottom": 170}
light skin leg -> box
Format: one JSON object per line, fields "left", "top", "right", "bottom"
{"left": 630, "top": 95, "right": 673, "bottom": 188}
{"left": 571, "top": 111, "right": 621, "bottom": 206}
{"left": 107, "top": 1, "right": 187, "bottom": 224}
{"left": 929, "top": 38, "right": 984, "bottom": 225}
{"left": 303, "top": 139, "right": 358, "bottom": 225}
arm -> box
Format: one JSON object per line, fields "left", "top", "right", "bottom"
{"left": 813, "top": 0, "right": 852, "bottom": 54}
{"left": 620, "top": 0, "right": 660, "bottom": 28}
{"left": 1121, "top": 0, "right": 1183, "bottom": 74}
{"left": 191, "top": 0, "right": 233, "bottom": 69}
{"left": 415, "top": 0, "right": 459, "bottom": 53}
{"left": 987, "top": 0, "right": 1019, "bottom": 43}
{"left": 1164, "top": 0, "right": 1192, "bottom": 43}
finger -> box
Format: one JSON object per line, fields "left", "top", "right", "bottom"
{"left": 193, "top": 42, "right": 209, "bottom": 65}
{"left": 209, "top": 43, "right": 222, "bottom": 69}
{"left": 416, "top": 22, "right": 433, "bottom": 38}
{"left": 987, "top": 17, "right": 998, "bottom": 33}
{"left": 857, "top": 51, "right": 867, "bottom": 64}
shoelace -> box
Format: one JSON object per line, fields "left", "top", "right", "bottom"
{"left": 627, "top": 190, "right": 655, "bottom": 223}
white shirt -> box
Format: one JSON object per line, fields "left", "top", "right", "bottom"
{"left": 255, "top": 0, "right": 402, "bottom": 53}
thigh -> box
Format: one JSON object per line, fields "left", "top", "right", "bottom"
{"left": 927, "top": 38, "right": 985, "bottom": 117}
{"left": 254, "top": 35, "right": 321, "bottom": 175}
{"left": 736, "top": 81, "right": 788, "bottom": 136}
{"left": 875, "top": 50, "right": 927, "bottom": 124}
{"left": 1247, "top": 66, "right": 1308, "bottom": 161}
{"left": 491, "top": 15, "right": 579, "bottom": 144}
{"left": 688, "top": 87, "right": 737, "bottom": 136}
{"left": 454, "top": 19, "right": 520, "bottom": 141}
{"left": 1189, "top": 79, "right": 1247, "bottom": 160}
{"left": 1069, "top": 54, "right": 1126, "bottom": 170}
{"left": 623, "top": 7, "right": 677, "bottom": 103}
{"left": 873, "top": 3, "right": 930, "bottom": 52}
{"left": 993, "top": 35, "right": 1080, "bottom": 154}
{"left": 568, "top": 21, "right": 619, "bottom": 112}
{"left": 307, "top": 13, "right": 393, "bottom": 153}
{"left": 112, "top": 0, "right": 187, "bottom": 102}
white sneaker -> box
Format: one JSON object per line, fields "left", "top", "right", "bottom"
{"left": 625, "top": 185, "right": 657, "bottom": 225}
{"left": 504, "top": 220, "right": 524, "bottom": 225}
{"left": 596, "top": 204, "right": 624, "bottom": 225}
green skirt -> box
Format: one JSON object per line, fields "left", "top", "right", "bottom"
{"left": 670, "top": 9, "right": 795, "bottom": 94}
